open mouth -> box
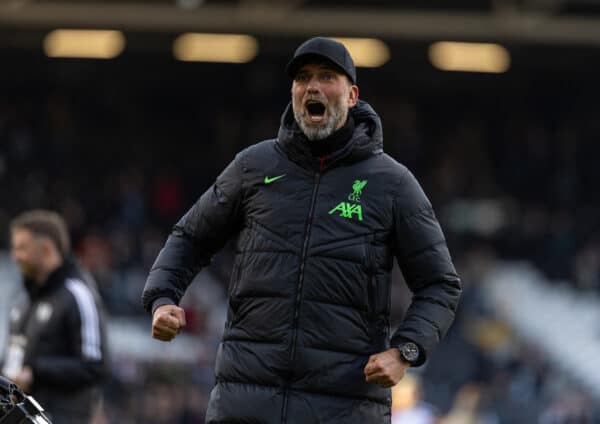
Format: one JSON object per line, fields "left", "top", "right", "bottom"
{"left": 305, "top": 100, "right": 326, "bottom": 123}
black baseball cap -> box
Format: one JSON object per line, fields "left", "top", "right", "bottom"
{"left": 286, "top": 37, "right": 357, "bottom": 84}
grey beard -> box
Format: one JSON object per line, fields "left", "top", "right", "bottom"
{"left": 294, "top": 107, "right": 345, "bottom": 141}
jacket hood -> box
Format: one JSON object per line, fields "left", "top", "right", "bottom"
{"left": 277, "top": 99, "right": 383, "bottom": 169}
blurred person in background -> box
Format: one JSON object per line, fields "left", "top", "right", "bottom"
{"left": 391, "top": 373, "right": 440, "bottom": 424}
{"left": 143, "top": 36, "right": 461, "bottom": 423}
{"left": 441, "top": 383, "right": 498, "bottom": 424}
{"left": 1, "top": 210, "right": 108, "bottom": 423}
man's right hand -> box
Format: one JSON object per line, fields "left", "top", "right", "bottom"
{"left": 152, "top": 304, "right": 186, "bottom": 341}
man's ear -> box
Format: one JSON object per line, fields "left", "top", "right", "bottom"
{"left": 39, "top": 237, "right": 58, "bottom": 257}
{"left": 348, "top": 85, "right": 359, "bottom": 108}
{"left": 39, "top": 238, "right": 53, "bottom": 255}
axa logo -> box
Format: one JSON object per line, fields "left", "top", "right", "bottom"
{"left": 328, "top": 202, "right": 364, "bottom": 221}
{"left": 328, "top": 179, "right": 367, "bottom": 221}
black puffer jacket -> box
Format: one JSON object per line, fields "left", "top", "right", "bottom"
{"left": 142, "top": 100, "right": 461, "bottom": 423}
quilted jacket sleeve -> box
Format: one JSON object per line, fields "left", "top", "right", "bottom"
{"left": 142, "top": 155, "right": 244, "bottom": 313}
{"left": 390, "top": 169, "right": 461, "bottom": 366}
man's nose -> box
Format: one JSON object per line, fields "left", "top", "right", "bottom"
{"left": 306, "top": 77, "right": 320, "bottom": 93}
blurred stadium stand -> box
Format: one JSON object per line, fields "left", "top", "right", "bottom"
{"left": 484, "top": 263, "right": 600, "bottom": 399}
{"left": 1, "top": 0, "right": 600, "bottom": 422}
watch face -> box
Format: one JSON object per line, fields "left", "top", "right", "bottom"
{"left": 401, "top": 342, "right": 419, "bottom": 363}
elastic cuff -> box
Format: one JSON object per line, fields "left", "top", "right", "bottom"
{"left": 151, "top": 297, "right": 176, "bottom": 316}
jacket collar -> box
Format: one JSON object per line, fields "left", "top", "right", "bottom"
{"left": 276, "top": 99, "right": 383, "bottom": 171}
{"left": 25, "top": 258, "right": 77, "bottom": 300}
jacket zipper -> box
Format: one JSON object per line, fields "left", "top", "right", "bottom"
{"left": 366, "top": 239, "right": 390, "bottom": 351}
{"left": 281, "top": 171, "right": 321, "bottom": 423}
{"left": 366, "top": 237, "right": 386, "bottom": 351}
{"left": 366, "top": 240, "right": 377, "bottom": 321}
{"left": 229, "top": 230, "right": 249, "bottom": 299}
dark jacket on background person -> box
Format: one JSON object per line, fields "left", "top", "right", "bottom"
{"left": 4, "top": 258, "right": 108, "bottom": 423}
{"left": 142, "top": 100, "right": 462, "bottom": 423}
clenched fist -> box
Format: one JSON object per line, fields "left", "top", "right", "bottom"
{"left": 364, "top": 347, "right": 409, "bottom": 388}
{"left": 152, "top": 304, "right": 186, "bottom": 341}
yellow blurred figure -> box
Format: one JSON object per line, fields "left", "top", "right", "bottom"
{"left": 392, "top": 373, "right": 440, "bottom": 424}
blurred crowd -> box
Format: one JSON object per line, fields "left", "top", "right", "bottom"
{"left": 1, "top": 56, "right": 599, "bottom": 422}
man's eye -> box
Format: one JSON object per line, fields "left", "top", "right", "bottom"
{"left": 296, "top": 74, "right": 309, "bottom": 82}
{"left": 322, "top": 73, "right": 334, "bottom": 80}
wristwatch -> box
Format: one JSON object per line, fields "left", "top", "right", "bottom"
{"left": 398, "top": 342, "right": 420, "bottom": 365}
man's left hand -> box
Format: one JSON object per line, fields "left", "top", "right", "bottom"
{"left": 363, "top": 348, "right": 408, "bottom": 388}
{"left": 14, "top": 366, "right": 33, "bottom": 392}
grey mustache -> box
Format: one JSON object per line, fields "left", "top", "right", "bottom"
{"left": 304, "top": 96, "right": 327, "bottom": 106}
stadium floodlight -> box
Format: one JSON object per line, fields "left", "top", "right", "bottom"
{"left": 428, "top": 41, "right": 510, "bottom": 73}
{"left": 43, "top": 29, "right": 125, "bottom": 59}
{"left": 173, "top": 33, "right": 258, "bottom": 63}
{"left": 332, "top": 37, "right": 390, "bottom": 68}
